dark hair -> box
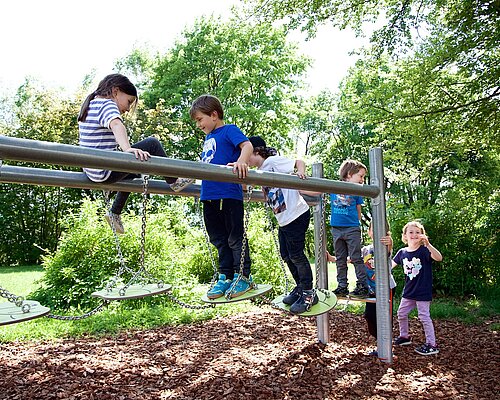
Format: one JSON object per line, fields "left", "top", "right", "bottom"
{"left": 78, "top": 74, "right": 138, "bottom": 122}
{"left": 248, "top": 136, "right": 277, "bottom": 159}
{"left": 189, "top": 94, "right": 224, "bottom": 120}
{"left": 338, "top": 159, "right": 367, "bottom": 181}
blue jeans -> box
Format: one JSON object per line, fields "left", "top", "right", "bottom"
{"left": 331, "top": 226, "right": 367, "bottom": 288}
{"left": 106, "top": 137, "right": 176, "bottom": 214}
{"left": 278, "top": 209, "right": 313, "bottom": 290}
{"left": 203, "top": 198, "right": 251, "bottom": 280}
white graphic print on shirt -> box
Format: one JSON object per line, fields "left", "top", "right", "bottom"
{"left": 201, "top": 138, "right": 216, "bottom": 163}
{"left": 403, "top": 257, "right": 422, "bottom": 280}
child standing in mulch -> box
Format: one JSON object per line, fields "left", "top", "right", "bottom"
{"left": 392, "top": 220, "right": 443, "bottom": 355}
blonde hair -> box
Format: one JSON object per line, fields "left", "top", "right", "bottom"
{"left": 401, "top": 220, "right": 426, "bottom": 244}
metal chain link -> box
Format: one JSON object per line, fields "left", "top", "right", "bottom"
{"left": 103, "top": 191, "right": 132, "bottom": 292}
{"left": 196, "top": 198, "right": 220, "bottom": 289}
{"left": 164, "top": 292, "right": 216, "bottom": 310}
{"left": 224, "top": 186, "right": 256, "bottom": 299}
{"left": 47, "top": 300, "right": 110, "bottom": 321}
{"left": 0, "top": 286, "right": 30, "bottom": 312}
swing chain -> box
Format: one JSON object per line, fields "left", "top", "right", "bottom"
{"left": 196, "top": 198, "right": 219, "bottom": 288}
{"left": 164, "top": 292, "right": 216, "bottom": 310}
{"left": 47, "top": 300, "right": 110, "bottom": 321}
{"left": 103, "top": 191, "right": 130, "bottom": 292}
{"left": 225, "top": 185, "right": 255, "bottom": 299}
{"left": 139, "top": 174, "right": 149, "bottom": 276}
{"left": 0, "top": 286, "right": 30, "bottom": 312}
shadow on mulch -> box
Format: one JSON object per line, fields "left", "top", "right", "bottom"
{"left": 0, "top": 308, "right": 498, "bottom": 399}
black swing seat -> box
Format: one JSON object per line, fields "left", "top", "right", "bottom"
{"left": 0, "top": 300, "right": 51, "bottom": 326}
{"left": 201, "top": 283, "right": 273, "bottom": 304}
{"left": 91, "top": 283, "right": 172, "bottom": 301}
{"left": 336, "top": 295, "right": 377, "bottom": 303}
{"left": 272, "top": 290, "right": 337, "bottom": 316}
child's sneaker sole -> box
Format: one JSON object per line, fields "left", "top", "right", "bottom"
{"left": 105, "top": 213, "right": 124, "bottom": 234}
{"left": 170, "top": 178, "right": 195, "bottom": 192}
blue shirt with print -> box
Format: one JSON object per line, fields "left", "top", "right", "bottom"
{"left": 329, "top": 193, "right": 363, "bottom": 227}
{"left": 200, "top": 124, "right": 248, "bottom": 201}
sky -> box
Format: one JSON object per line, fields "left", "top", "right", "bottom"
{"left": 0, "top": 0, "right": 367, "bottom": 97}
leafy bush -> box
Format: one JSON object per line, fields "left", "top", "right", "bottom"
{"left": 31, "top": 196, "right": 315, "bottom": 311}
{"left": 32, "top": 198, "right": 212, "bottom": 310}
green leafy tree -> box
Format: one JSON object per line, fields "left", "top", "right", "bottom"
{"left": 0, "top": 80, "right": 84, "bottom": 265}
{"left": 139, "top": 17, "right": 310, "bottom": 158}
{"left": 245, "top": 0, "right": 500, "bottom": 294}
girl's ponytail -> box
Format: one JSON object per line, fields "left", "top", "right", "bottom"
{"left": 77, "top": 91, "right": 96, "bottom": 122}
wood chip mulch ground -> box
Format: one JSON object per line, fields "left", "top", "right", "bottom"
{"left": 0, "top": 309, "right": 498, "bottom": 399}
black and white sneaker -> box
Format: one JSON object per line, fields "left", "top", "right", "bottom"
{"left": 333, "top": 286, "right": 349, "bottom": 297}
{"left": 349, "top": 284, "right": 370, "bottom": 299}
{"left": 415, "top": 343, "right": 439, "bottom": 355}
{"left": 290, "top": 289, "right": 319, "bottom": 314}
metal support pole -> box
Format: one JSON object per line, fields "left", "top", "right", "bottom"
{"left": 312, "top": 163, "right": 329, "bottom": 344}
{"left": 369, "top": 147, "right": 393, "bottom": 364}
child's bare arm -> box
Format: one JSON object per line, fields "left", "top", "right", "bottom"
{"left": 420, "top": 234, "right": 443, "bottom": 261}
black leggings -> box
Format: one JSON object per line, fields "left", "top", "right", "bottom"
{"left": 106, "top": 137, "right": 176, "bottom": 214}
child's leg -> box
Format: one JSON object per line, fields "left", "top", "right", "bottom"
{"left": 364, "top": 302, "right": 377, "bottom": 338}
{"left": 203, "top": 200, "right": 234, "bottom": 280}
{"left": 105, "top": 171, "right": 140, "bottom": 215}
{"left": 278, "top": 210, "right": 313, "bottom": 290}
{"left": 397, "top": 297, "right": 416, "bottom": 338}
{"left": 133, "top": 137, "right": 176, "bottom": 184}
{"left": 345, "top": 226, "right": 368, "bottom": 288}
{"left": 278, "top": 228, "right": 300, "bottom": 286}
{"left": 222, "top": 199, "right": 251, "bottom": 278}
{"left": 416, "top": 301, "right": 436, "bottom": 346}
{"left": 105, "top": 137, "right": 174, "bottom": 215}
{"left": 331, "top": 227, "right": 348, "bottom": 288}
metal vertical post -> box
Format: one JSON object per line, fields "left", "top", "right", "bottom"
{"left": 369, "top": 147, "right": 393, "bottom": 363}
{"left": 312, "top": 163, "right": 329, "bottom": 344}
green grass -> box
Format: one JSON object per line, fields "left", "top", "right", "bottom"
{"left": 0, "top": 265, "right": 44, "bottom": 300}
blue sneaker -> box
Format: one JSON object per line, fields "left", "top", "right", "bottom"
{"left": 225, "top": 273, "right": 254, "bottom": 298}
{"left": 207, "top": 274, "right": 233, "bottom": 299}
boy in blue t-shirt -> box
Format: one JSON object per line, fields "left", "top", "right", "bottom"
{"left": 189, "top": 95, "right": 254, "bottom": 299}
{"left": 330, "top": 159, "right": 370, "bottom": 298}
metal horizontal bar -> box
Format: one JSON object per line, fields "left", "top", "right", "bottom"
{"left": 0, "top": 164, "right": 321, "bottom": 205}
{"left": 0, "top": 136, "right": 380, "bottom": 198}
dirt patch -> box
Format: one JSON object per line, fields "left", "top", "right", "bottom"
{"left": 0, "top": 309, "right": 498, "bottom": 399}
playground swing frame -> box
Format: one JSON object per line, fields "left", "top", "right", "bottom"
{"left": 0, "top": 136, "right": 394, "bottom": 364}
